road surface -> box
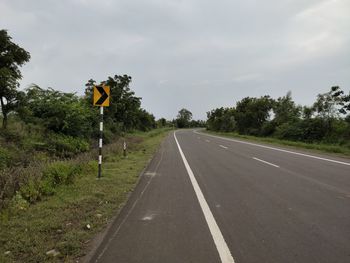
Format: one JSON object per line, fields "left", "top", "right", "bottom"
{"left": 87, "top": 129, "right": 350, "bottom": 263}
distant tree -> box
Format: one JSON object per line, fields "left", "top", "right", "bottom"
{"left": 312, "top": 86, "right": 348, "bottom": 138}
{"left": 235, "top": 96, "right": 274, "bottom": 135}
{"left": 302, "top": 106, "right": 314, "bottom": 120}
{"left": 189, "top": 119, "right": 206, "bottom": 128}
{"left": 176, "top": 108, "right": 192, "bottom": 128}
{"left": 273, "top": 91, "right": 301, "bottom": 126}
{"left": 157, "top": 118, "right": 167, "bottom": 128}
{"left": 0, "top": 29, "right": 30, "bottom": 128}
{"left": 206, "top": 107, "right": 236, "bottom": 131}
{"left": 136, "top": 109, "right": 156, "bottom": 131}
{"left": 85, "top": 74, "right": 156, "bottom": 133}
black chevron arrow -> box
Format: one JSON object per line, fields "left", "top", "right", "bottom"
{"left": 96, "top": 86, "right": 108, "bottom": 105}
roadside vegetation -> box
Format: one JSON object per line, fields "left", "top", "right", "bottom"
{"left": 0, "top": 128, "right": 170, "bottom": 262}
{"left": 0, "top": 29, "right": 173, "bottom": 261}
{"left": 0, "top": 29, "right": 168, "bottom": 209}
{"left": 174, "top": 108, "right": 206, "bottom": 128}
{"left": 206, "top": 88, "right": 350, "bottom": 156}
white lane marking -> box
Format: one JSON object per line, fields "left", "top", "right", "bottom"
{"left": 253, "top": 157, "right": 280, "bottom": 168}
{"left": 206, "top": 139, "right": 210, "bottom": 143}
{"left": 219, "top": 145, "right": 228, "bottom": 149}
{"left": 196, "top": 131, "right": 350, "bottom": 167}
{"left": 174, "top": 132, "right": 235, "bottom": 263}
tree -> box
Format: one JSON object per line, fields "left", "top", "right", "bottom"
{"left": 312, "top": 86, "right": 348, "bottom": 138}
{"left": 206, "top": 107, "right": 236, "bottom": 131}
{"left": 85, "top": 74, "right": 156, "bottom": 133}
{"left": 23, "top": 85, "right": 94, "bottom": 137}
{"left": 176, "top": 108, "right": 192, "bottom": 128}
{"left": 273, "top": 91, "right": 301, "bottom": 126}
{"left": 0, "top": 30, "right": 30, "bottom": 128}
{"left": 235, "top": 96, "right": 274, "bottom": 135}
{"left": 157, "top": 118, "right": 167, "bottom": 128}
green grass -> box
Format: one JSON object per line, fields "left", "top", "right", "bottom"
{"left": 203, "top": 130, "right": 350, "bottom": 157}
{"left": 0, "top": 128, "right": 170, "bottom": 262}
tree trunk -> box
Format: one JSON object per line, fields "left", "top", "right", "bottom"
{"left": 0, "top": 96, "right": 7, "bottom": 129}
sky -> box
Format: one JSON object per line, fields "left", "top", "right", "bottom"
{"left": 1, "top": 0, "right": 349, "bottom": 120}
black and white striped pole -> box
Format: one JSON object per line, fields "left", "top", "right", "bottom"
{"left": 98, "top": 106, "right": 104, "bottom": 179}
{"left": 93, "top": 85, "right": 110, "bottom": 179}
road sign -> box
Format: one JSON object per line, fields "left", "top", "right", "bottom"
{"left": 93, "top": 85, "right": 110, "bottom": 107}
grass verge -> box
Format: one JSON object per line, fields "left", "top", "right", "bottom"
{"left": 203, "top": 130, "right": 350, "bottom": 158}
{"left": 0, "top": 128, "right": 170, "bottom": 262}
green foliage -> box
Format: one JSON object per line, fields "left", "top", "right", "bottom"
{"left": 136, "top": 109, "right": 156, "bottom": 131}
{"left": 0, "top": 129, "right": 168, "bottom": 262}
{"left": 0, "top": 29, "right": 30, "bottom": 129}
{"left": 0, "top": 147, "right": 13, "bottom": 169}
{"left": 207, "top": 87, "right": 350, "bottom": 146}
{"left": 235, "top": 96, "right": 274, "bottom": 135}
{"left": 189, "top": 119, "right": 206, "bottom": 128}
{"left": 207, "top": 107, "right": 235, "bottom": 131}
{"left": 273, "top": 91, "right": 301, "bottom": 126}
{"left": 20, "top": 179, "right": 41, "bottom": 203}
{"left": 274, "top": 121, "right": 305, "bottom": 141}
{"left": 40, "top": 162, "right": 82, "bottom": 196}
{"left": 46, "top": 134, "right": 90, "bottom": 157}
{"left": 176, "top": 108, "right": 192, "bottom": 128}
{"left": 18, "top": 162, "right": 83, "bottom": 203}
{"left": 21, "top": 85, "right": 95, "bottom": 138}
{"left": 157, "top": 118, "right": 168, "bottom": 128}
{"left": 84, "top": 75, "right": 155, "bottom": 133}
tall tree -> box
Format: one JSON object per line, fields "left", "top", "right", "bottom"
{"left": 273, "top": 91, "right": 301, "bottom": 125}
{"left": 312, "top": 86, "right": 347, "bottom": 137}
{"left": 0, "top": 30, "right": 30, "bottom": 128}
{"left": 235, "top": 96, "right": 274, "bottom": 135}
{"left": 176, "top": 108, "right": 192, "bottom": 128}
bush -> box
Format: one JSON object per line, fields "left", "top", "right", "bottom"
{"left": 20, "top": 178, "right": 41, "bottom": 203}
{"left": 0, "top": 148, "right": 13, "bottom": 169}
{"left": 46, "top": 134, "right": 90, "bottom": 157}
{"left": 274, "top": 122, "right": 304, "bottom": 141}
{"left": 40, "top": 162, "right": 82, "bottom": 195}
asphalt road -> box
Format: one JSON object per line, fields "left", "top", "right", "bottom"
{"left": 87, "top": 129, "right": 350, "bottom": 263}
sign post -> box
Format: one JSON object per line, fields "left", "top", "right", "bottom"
{"left": 93, "top": 85, "right": 110, "bottom": 178}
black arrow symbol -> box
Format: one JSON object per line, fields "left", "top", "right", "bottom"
{"left": 96, "top": 86, "right": 108, "bottom": 105}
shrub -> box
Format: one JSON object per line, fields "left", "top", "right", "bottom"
{"left": 46, "top": 134, "right": 90, "bottom": 158}
{"left": 0, "top": 148, "right": 13, "bottom": 169}
{"left": 20, "top": 178, "right": 41, "bottom": 203}
{"left": 274, "top": 122, "right": 304, "bottom": 141}
{"left": 40, "top": 162, "right": 82, "bottom": 195}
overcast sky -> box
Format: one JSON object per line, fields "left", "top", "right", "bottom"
{"left": 1, "top": 0, "right": 349, "bottom": 120}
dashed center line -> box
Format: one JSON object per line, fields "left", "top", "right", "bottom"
{"left": 205, "top": 140, "right": 210, "bottom": 143}
{"left": 253, "top": 157, "right": 280, "bottom": 168}
{"left": 219, "top": 145, "right": 228, "bottom": 149}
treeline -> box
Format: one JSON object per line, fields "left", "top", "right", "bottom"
{"left": 207, "top": 87, "right": 350, "bottom": 144}
{"left": 0, "top": 29, "right": 160, "bottom": 208}
{"left": 4, "top": 75, "right": 156, "bottom": 138}
{"left": 174, "top": 108, "right": 206, "bottom": 128}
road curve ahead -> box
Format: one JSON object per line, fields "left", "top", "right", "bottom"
{"left": 88, "top": 130, "right": 350, "bottom": 263}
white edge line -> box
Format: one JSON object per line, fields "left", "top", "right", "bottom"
{"left": 174, "top": 132, "right": 235, "bottom": 263}
{"left": 195, "top": 131, "right": 350, "bottom": 167}
{"left": 253, "top": 157, "right": 280, "bottom": 168}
